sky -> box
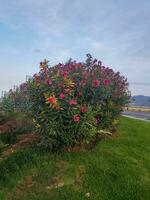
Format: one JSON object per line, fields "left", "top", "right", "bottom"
{"left": 0, "top": 0, "right": 150, "bottom": 96}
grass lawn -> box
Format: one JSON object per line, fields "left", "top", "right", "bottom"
{"left": 0, "top": 117, "right": 150, "bottom": 200}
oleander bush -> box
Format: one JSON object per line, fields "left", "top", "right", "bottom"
{"left": 26, "top": 54, "right": 130, "bottom": 149}
{"left": 0, "top": 85, "right": 31, "bottom": 115}
{"left": 0, "top": 95, "right": 15, "bottom": 113}
{"left": 1, "top": 54, "right": 130, "bottom": 150}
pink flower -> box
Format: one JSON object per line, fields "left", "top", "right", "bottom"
{"left": 59, "top": 93, "right": 65, "bottom": 99}
{"left": 46, "top": 79, "right": 52, "bottom": 85}
{"left": 73, "top": 114, "right": 80, "bottom": 123}
{"left": 80, "top": 105, "right": 87, "bottom": 113}
{"left": 104, "top": 79, "right": 110, "bottom": 86}
{"left": 92, "top": 79, "right": 100, "bottom": 88}
{"left": 62, "top": 71, "right": 68, "bottom": 78}
{"left": 69, "top": 99, "right": 77, "bottom": 106}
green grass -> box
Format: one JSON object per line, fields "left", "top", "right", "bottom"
{"left": 0, "top": 132, "right": 18, "bottom": 145}
{"left": 0, "top": 117, "right": 150, "bottom": 200}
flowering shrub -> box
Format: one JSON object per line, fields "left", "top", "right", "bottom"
{"left": 24, "top": 54, "right": 130, "bottom": 149}
{"left": 0, "top": 83, "right": 32, "bottom": 115}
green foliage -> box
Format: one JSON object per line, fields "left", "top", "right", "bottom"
{"left": 14, "top": 124, "right": 34, "bottom": 135}
{"left": 0, "top": 96, "right": 15, "bottom": 113}
{"left": 36, "top": 105, "right": 97, "bottom": 149}
{"left": 0, "top": 113, "right": 9, "bottom": 125}
{"left": 0, "top": 140, "right": 7, "bottom": 154}
{"left": 0, "top": 132, "right": 18, "bottom": 145}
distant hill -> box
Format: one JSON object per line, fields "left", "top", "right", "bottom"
{"left": 130, "top": 95, "right": 150, "bottom": 107}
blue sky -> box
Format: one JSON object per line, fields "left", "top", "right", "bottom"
{"left": 0, "top": 0, "right": 150, "bottom": 96}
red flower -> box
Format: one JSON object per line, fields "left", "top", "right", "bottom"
{"left": 69, "top": 99, "right": 77, "bottom": 106}
{"left": 73, "top": 114, "right": 80, "bottom": 123}
{"left": 59, "top": 93, "right": 65, "bottom": 99}
{"left": 47, "top": 97, "right": 57, "bottom": 104}
{"left": 62, "top": 71, "right": 68, "bottom": 78}
{"left": 92, "top": 79, "right": 100, "bottom": 88}
{"left": 80, "top": 105, "right": 87, "bottom": 113}
{"left": 46, "top": 79, "right": 52, "bottom": 85}
{"left": 104, "top": 79, "right": 110, "bottom": 86}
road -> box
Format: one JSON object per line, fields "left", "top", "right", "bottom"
{"left": 123, "top": 111, "right": 150, "bottom": 122}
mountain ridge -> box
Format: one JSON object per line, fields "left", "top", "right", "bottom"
{"left": 131, "top": 95, "right": 150, "bottom": 107}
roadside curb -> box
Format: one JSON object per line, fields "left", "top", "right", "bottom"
{"left": 123, "top": 115, "right": 150, "bottom": 122}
